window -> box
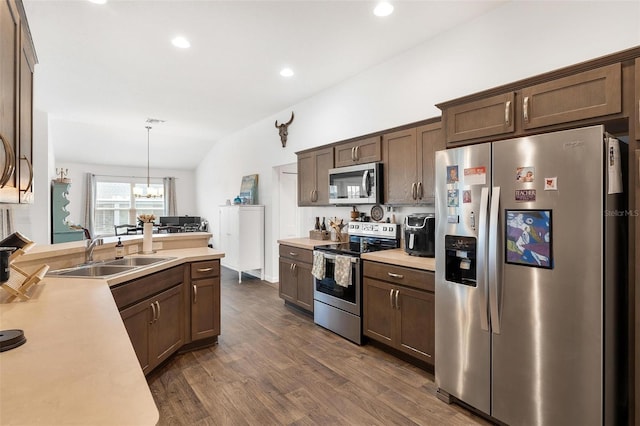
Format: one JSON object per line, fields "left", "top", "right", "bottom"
{"left": 94, "top": 177, "right": 164, "bottom": 236}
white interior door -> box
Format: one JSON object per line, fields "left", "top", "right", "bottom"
{"left": 278, "top": 164, "right": 298, "bottom": 239}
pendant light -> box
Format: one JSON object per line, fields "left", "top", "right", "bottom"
{"left": 133, "top": 122, "right": 163, "bottom": 199}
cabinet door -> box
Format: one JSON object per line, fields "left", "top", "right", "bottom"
{"left": 382, "top": 128, "right": 419, "bottom": 205}
{"left": 219, "top": 206, "right": 239, "bottom": 269}
{"left": 313, "top": 147, "right": 333, "bottom": 205}
{"left": 363, "top": 278, "right": 394, "bottom": 344}
{"left": 521, "top": 63, "right": 621, "bottom": 130}
{"left": 297, "top": 151, "right": 316, "bottom": 206}
{"left": 417, "top": 122, "right": 444, "bottom": 205}
{"left": 18, "top": 23, "right": 35, "bottom": 204}
{"left": 120, "top": 298, "right": 153, "bottom": 374}
{"left": 294, "top": 260, "right": 314, "bottom": 312}
{"left": 0, "top": 0, "right": 19, "bottom": 203}
{"left": 334, "top": 136, "right": 381, "bottom": 167}
{"left": 443, "top": 92, "right": 515, "bottom": 144}
{"left": 396, "top": 286, "right": 435, "bottom": 365}
{"left": 635, "top": 58, "right": 640, "bottom": 141}
{"left": 152, "top": 284, "right": 184, "bottom": 367}
{"left": 191, "top": 277, "right": 220, "bottom": 340}
{"left": 279, "top": 258, "right": 297, "bottom": 303}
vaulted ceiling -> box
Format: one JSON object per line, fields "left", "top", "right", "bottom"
{"left": 24, "top": 0, "right": 506, "bottom": 169}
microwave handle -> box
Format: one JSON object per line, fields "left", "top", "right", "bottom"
{"left": 362, "top": 170, "right": 371, "bottom": 196}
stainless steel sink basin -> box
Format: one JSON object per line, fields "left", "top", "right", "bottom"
{"left": 104, "top": 257, "right": 174, "bottom": 267}
{"left": 47, "top": 256, "right": 175, "bottom": 278}
{"left": 49, "top": 264, "right": 137, "bottom": 278}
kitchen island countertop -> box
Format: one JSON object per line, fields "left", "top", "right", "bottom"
{"left": 0, "top": 246, "right": 224, "bottom": 426}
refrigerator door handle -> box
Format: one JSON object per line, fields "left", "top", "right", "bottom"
{"left": 477, "top": 187, "right": 490, "bottom": 331}
{"left": 488, "top": 186, "right": 501, "bottom": 334}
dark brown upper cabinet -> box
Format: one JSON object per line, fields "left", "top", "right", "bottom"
{"left": 334, "top": 135, "right": 381, "bottom": 168}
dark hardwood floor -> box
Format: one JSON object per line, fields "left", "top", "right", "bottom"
{"left": 147, "top": 267, "right": 490, "bottom": 425}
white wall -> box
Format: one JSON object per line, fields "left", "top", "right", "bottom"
{"left": 196, "top": 0, "right": 640, "bottom": 282}
{"left": 55, "top": 162, "right": 197, "bottom": 234}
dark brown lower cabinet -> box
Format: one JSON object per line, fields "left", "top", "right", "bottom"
{"left": 190, "top": 260, "right": 221, "bottom": 341}
{"left": 111, "top": 265, "right": 185, "bottom": 375}
{"left": 363, "top": 261, "right": 434, "bottom": 365}
{"left": 279, "top": 244, "right": 314, "bottom": 312}
{"left": 120, "top": 284, "right": 184, "bottom": 375}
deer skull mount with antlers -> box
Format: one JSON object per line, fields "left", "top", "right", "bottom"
{"left": 275, "top": 112, "right": 294, "bottom": 148}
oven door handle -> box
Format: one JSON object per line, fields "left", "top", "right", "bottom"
{"left": 313, "top": 251, "right": 359, "bottom": 263}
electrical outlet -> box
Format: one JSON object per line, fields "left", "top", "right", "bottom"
{"left": 152, "top": 242, "right": 163, "bottom": 251}
{"left": 128, "top": 245, "right": 139, "bottom": 254}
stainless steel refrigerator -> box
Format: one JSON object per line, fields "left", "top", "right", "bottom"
{"left": 434, "top": 125, "right": 627, "bottom": 425}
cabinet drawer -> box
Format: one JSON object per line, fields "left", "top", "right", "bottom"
{"left": 111, "top": 265, "right": 184, "bottom": 310}
{"left": 190, "top": 260, "right": 220, "bottom": 279}
{"left": 279, "top": 245, "right": 312, "bottom": 264}
{"left": 363, "top": 261, "right": 434, "bottom": 292}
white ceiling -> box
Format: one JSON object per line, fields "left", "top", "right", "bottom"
{"left": 24, "top": 0, "right": 506, "bottom": 170}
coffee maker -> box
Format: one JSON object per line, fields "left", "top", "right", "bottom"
{"left": 404, "top": 213, "right": 435, "bottom": 257}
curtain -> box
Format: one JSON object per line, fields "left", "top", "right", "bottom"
{"left": 82, "top": 173, "right": 96, "bottom": 238}
{"left": 0, "top": 207, "right": 14, "bottom": 240}
{"left": 163, "top": 177, "right": 177, "bottom": 216}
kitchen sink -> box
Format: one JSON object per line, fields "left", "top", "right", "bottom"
{"left": 47, "top": 256, "right": 175, "bottom": 278}
{"left": 104, "top": 257, "right": 175, "bottom": 267}
{"left": 49, "top": 264, "right": 137, "bottom": 278}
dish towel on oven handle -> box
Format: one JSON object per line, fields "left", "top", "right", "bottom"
{"left": 335, "top": 255, "right": 352, "bottom": 287}
{"left": 311, "top": 251, "right": 325, "bottom": 280}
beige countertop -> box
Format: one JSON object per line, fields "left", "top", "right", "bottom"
{"left": 361, "top": 248, "right": 436, "bottom": 271}
{"left": 277, "top": 237, "right": 334, "bottom": 250}
{"left": 0, "top": 246, "right": 224, "bottom": 426}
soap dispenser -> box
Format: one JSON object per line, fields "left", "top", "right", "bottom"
{"left": 115, "top": 237, "right": 125, "bottom": 260}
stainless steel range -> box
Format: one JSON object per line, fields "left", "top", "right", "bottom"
{"left": 313, "top": 222, "right": 401, "bottom": 344}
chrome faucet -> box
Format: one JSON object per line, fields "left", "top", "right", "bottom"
{"left": 85, "top": 237, "right": 104, "bottom": 263}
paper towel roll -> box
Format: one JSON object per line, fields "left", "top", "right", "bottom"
{"left": 142, "top": 223, "right": 153, "bottom": 254}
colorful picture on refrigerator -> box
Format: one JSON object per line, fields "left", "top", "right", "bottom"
{"left": 505, "top": 209, "right": 553, "bottom": 269}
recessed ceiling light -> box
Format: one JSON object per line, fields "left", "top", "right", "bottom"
{"left": 280, "top": 67, "right": 294, "bottom": 78}
{"left": 87, "top": 0, "right": 107, "bottom": 4}
{"left": 374, "top": 2, "right": 394, "bottom": 17}
{"left": 171, "top": 36, "right": 191, "bottom": 49}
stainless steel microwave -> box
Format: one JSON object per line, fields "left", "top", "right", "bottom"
{"left": 328, "top": 162, "right": 382, "bottom": 205}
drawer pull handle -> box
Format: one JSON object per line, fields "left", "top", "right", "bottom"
{"left": 155, "top": 301, "right": 160, "bottom": 321}
{"left": 387, "top": 272, "right": 404, "bottom": 279}
{"left": 197, "top": 267, "right": 213, "bottom": 273}
{"left": 150, "top": 302, "right": 156, "bottom": 324}
{"left": 193, "top": 284, "right": 197, "bottom": 304}
{"left": 289, "top": 252, "right": 298, "bottom": 257}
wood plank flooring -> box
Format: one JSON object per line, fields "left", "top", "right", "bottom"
{"left": 147, "top": 267, "right": 490, "bottom": 425}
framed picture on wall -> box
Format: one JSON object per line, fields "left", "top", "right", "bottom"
{"left": 239, "top": 174, "right": 258, "bottom": 204}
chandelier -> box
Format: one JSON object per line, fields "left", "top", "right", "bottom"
{"left": 133, "top": 122, "right": 164, "bottom": 199}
